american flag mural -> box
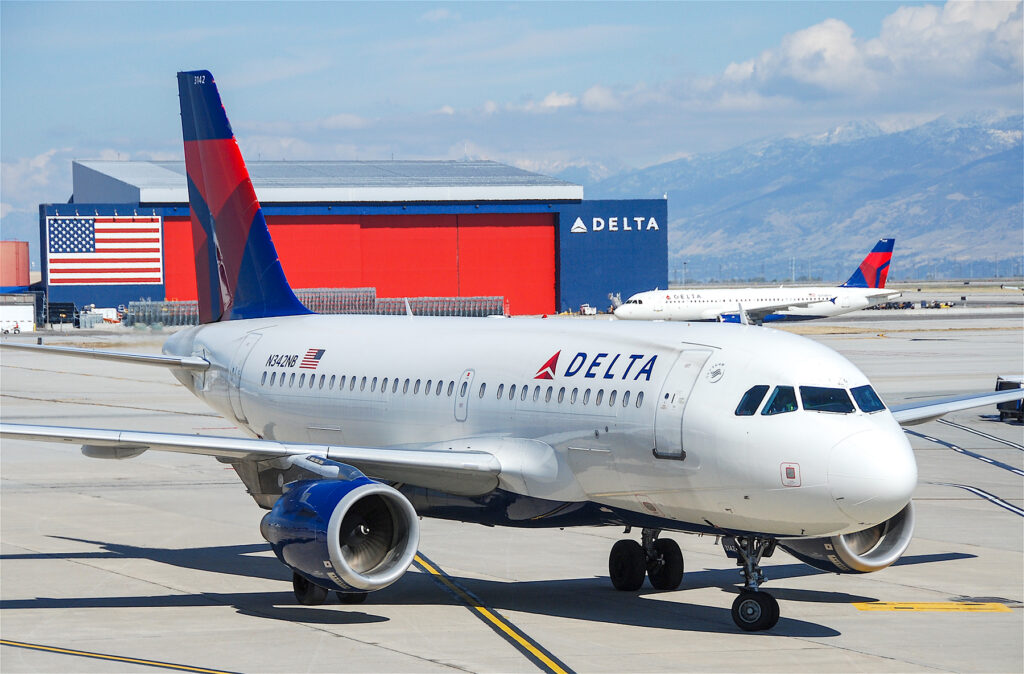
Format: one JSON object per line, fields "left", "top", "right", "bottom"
{"left": 46, "top": 216, "right": 163, "bottom": 285}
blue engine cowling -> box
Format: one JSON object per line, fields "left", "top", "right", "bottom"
{"left": 778, "top": 503, "right": 914, "bottom": 573}
{"left": 260, "top": 474, "right": 420, "bottom": 593}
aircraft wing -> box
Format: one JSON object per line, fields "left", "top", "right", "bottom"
{"left": 890, "top": 389, "right": 1024, "bottom": 426}
{"left": 0, "top": 423, "right": 505, "bottom": 496}
{"left": 0, "top": 342, "right": 208, "bottom": 371}
{"left": 722, "top": 299, "right": 824, "bottom": 324}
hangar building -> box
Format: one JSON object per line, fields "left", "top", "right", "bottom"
{"left": 40, "top": 160, "right": 667, "bottom": 315}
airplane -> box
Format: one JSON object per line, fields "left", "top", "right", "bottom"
{"left": 2, "top": 70, "right": 1021, "bottom": 633}
{"left": 614, "top": 239, "right": 902, "bottom": 324}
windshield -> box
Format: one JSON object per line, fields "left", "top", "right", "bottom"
{"left": 735, "top": 385, "right": 769, "bottom": 416}
{"left": 851, "top": 384, "right": 886, "bottom": 412}
{"left": 800, "top": 386, "right": 855, "bottom": 413}
{"left": 762, "top": 386, "right": 798, "bottom": 415}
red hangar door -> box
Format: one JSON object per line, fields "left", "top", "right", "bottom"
{"left": 163, "top": 212, "right": 556, "bottom": 315}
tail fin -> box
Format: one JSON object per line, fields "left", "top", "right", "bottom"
{"left": 841, "top": 238, "right": 895, "bottom": 289}
{"left": 177, "top": 70, "right": 310, "bottom": 323}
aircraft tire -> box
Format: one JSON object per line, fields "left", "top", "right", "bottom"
{"left": 337, "top": 591, "right": 368, "bottom": 604}
{"left": 293, "top": 572, "right": 329, "bottom": 605}
{"left": 609, "top": 539, "right": 646, "bottom": 591}
{"left": 731, "top": 591, "right": 779, "bottom": 631}
{"left": 647, "top": 538, "right": 684, "bottom": 591}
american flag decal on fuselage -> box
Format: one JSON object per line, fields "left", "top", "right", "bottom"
{"left": 300, "top": 349, "right": 326, "bottom": 370}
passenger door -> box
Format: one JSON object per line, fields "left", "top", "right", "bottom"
{"left": 454, "top": 368, "right": 474, "bottom": 422}
{"left": 654, "top": 349, "right": 712, "bottom": 458}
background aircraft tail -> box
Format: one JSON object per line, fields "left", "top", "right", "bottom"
{"left": 841, "top": 238, "right": 895, "bottom": 289}
{"left": 177, "top": 70, "right": 310, "bottom": 323}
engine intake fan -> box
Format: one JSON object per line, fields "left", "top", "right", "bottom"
{"left": 261, "top": 471, "right": 419, "bottom": 592}
{"left": 778, "top": 502, "right": 915, "bottom": 574}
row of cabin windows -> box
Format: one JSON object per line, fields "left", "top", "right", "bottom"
{"left": 734, "top": 384, "right": 885, "bottom": 417}
{"left": 484, "top": 381, "right": 644, "bottom": 409}
{"left": 258, "top": 370, "right": 645, "bottom": 409}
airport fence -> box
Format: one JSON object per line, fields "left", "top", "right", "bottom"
{"left": 122, "top": 290, "right": 505, "bottom": 326}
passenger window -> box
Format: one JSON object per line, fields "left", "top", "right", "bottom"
{"left": 533, "top": 386, "right": 540, "bottom": 402}
{"left": 360, "top": 376, "right": 367, "bottom": 392}
{"left": 762, "top": 386, "right": 798, "bottom": 415}
{"left": 800, "top": 386, "right": 855, "bottom": 414}
{"left": 289, "top": 373, "right": 296, "bottom": 387}
{"left": 545, "top": 386, "right": 553, "bottom": 403}
{"left": 636, "top": 391, "right": 644, "bottom": 408}
{"left": 393, "top": 379, "right": 400, "bottom": 394}
{"left": 298, "top": 373, "right": 306, "bottom": 388}
{"left": 735, "top": 385, "right": 770, "bottom": 416}
{"left": 557, "top": 387, "right": 565, "bottom": 403}
{"left": 496, "top": 383, "right": 504, "bottom": 399}
{"left": 478, "top": 383, "right": 487, "bottom": 398}
{"left": 595, "top": 389, "right": 604, "bottom": 406}
{"left": 609, "top": 390, "right": 617, "bottom": 406}
{"left": 414, "top": 379, "right": 421, "bottom": 394}
{"left": 622, "top": 390, "right": 630, "bottom": 407}
{"left": 381, "top": 377, "right": 389, "bottom": 392}
{"left": 583, "top": 389, "right": 591, "bottom": 405}
{"left": 447, "top": 381, "right": 454, "bottom": 396}
{"left": 329, "top": 375, "right": 335, "bottom": 389}
{"left": 426, "top": 379, "right": 432, "bottom": 395}
{"left": 571, "top": 388, "right": 578, "bottom": 404}
{"left": 269, "top": 372, "right": 276, "bottom": 386}
{"left": 280, "top": 372, "right": 286, "bottom": 387}
{"left": 851, "top": 385, "right": 886, "bottom": 413}
{"left": 509, "top": 384, "right": 517, "bottom": 400}
{"left": 309, "top": 375, "right": 315, "bottom": 389}
{"left": 435, "top": 380, "right": 443, "bottom": 396}
{"left": 459, "top": 381, "right": 467, "bottom": 396}
{"left": 339, "top": 375, "right": 346, "bottom": 390}
{"left": 403, "top": 379, "right": 410, "bottom": 394}
{"left": 261, "top": 372, "right": 267, "bottom": 386}
{"left": 350, "top": 377, "right": 357, "bottom": 391}
{"left": 371, "top": 377, "right": 378, "bottom": 392}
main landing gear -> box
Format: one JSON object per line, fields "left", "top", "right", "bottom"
{"left": 727, "top": 536, "right": 779, "bottom": 632}
{"left": 292, "top": 572, "right": 368, "bottom": 605}
{"left": 608, "top": 528, "right": 684, "bottom": 592}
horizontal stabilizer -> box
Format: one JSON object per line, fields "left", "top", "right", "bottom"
{"left": 0, "top": 342, "right": 209, "bottom": 371}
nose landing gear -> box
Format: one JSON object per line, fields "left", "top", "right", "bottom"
{"left": 608, "top": 528, "right": 684, "bottom": 592}
{"left": 726, "top": 536, "right": 780, "bottom": 631}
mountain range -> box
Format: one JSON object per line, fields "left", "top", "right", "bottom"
{"left": 567, "top": 113, "right": 1023, "bottom": 283}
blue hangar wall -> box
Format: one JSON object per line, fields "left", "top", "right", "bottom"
{"left": 40, "top": 199, "right": 668, "bottom": 314}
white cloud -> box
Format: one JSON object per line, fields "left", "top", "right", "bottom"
{"left": 581, "top": 85, "right": 621, "bottom": 111}
{"left": 420, "top": 8, "right": 460, "bottom": 23}
{"left": 436, "top": 105, "right": 456, "bottom": 116}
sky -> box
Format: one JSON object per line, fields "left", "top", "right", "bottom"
{"left": 2, "top": 1, "right": 1022, "bottom": 258}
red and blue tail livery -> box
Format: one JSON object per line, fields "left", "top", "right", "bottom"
{"left": 177, "top": 70, "right": 310, "bottom": 323}
{"left": 842, "top": 238, "right": 894, "bottom": 289}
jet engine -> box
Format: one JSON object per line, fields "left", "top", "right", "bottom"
{"left": 777, "top": 503, "right": 914, "bottom": 573}
{"left": 260, "top": 473, "right": 420, "bottom": 592}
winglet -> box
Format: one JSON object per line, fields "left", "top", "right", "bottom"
{"left": 177, "top": 70, "right": 311, "bottom": 323}
{"left": 842, "top": 238, "right": 895, "bottom": 289}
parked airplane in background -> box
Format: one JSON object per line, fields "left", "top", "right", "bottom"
{"left": 3, "top": 72, "right": 1021, "bottom": 633}
{"left": 614, "top": 239, "right": 901, "bottom": 324}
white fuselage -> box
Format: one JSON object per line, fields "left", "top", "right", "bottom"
{"left": 614, "top": 286, "right": 900, "bottom": 321}
{"left": 164, "top": 316, "right": 916, "bottom": 539}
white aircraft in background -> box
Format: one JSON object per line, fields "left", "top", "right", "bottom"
{"left": 3, "top": 71, "right": 1021, "bottom": 633}
{"left": 614, "top": 239, "right": 901, "bottom": 324}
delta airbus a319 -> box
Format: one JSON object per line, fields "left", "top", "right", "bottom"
{"left": 3, "top": 70, "right": 1020, "bottom": 632}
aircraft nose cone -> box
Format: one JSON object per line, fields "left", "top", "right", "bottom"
{"left": 828, "top": 429, "right": 917, "bottom": 527}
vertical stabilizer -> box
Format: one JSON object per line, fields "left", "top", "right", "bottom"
{"left": 841, "top": 238, "right": 895, "bottom": 289}
{"left": 177, "top": 70, "right": 310, "bottom": 323}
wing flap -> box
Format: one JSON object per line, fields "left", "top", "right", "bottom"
{"left": 891, "top": 389, "right": 1024, "bottom": 426}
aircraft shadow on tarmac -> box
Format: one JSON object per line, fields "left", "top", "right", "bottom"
{"left": 1, "top": 536, "right": 975, "bottom": 636}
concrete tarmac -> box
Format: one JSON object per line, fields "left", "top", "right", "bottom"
{"left": 1, "top": 312, "right": 1021, "bottom": 673}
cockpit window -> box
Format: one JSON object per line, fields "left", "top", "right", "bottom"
{"left": 762, "top": 386, "right": 798, "bottom": 415}
{"left": 851, "top": 385, "right": 886, "bottom": 413}
{"left": 735, "top": 385, "right": 770, "bottom": 416}
{"left": 800, "top": 386, "right": 855, "bottom": 413}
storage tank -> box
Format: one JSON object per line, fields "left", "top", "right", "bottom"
{"left": 0, "top": 241, "right": 30, "bottom": 287}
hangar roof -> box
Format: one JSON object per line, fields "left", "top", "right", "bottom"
{"left": 72, "top": 160, "right": 583, "bottom": 204}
